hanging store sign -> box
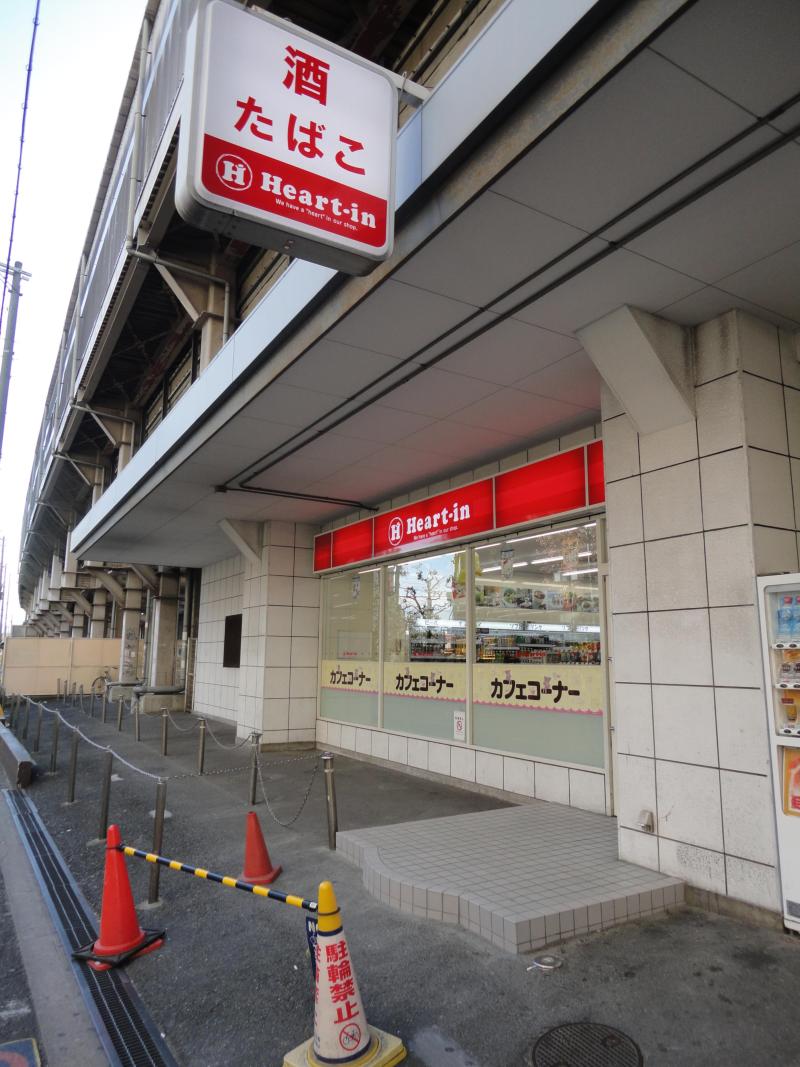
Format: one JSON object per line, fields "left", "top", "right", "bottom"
{"left": 314, "top": 442, "right": 605, "bottom": 572}
{"left": 177, "top": 0, "right": 397, "bottom": 275}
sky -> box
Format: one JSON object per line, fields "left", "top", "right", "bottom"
{"left": 0, "top": 0, "right": 147, "bottom": 624}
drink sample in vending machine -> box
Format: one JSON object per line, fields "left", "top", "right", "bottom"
{"left": 777, "top": 596, "right": 795, "bottom": 641}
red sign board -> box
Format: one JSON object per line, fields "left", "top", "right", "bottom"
{"left": 587, "top": 440, "right": 605, "bottom": 505}
{"left": 313, "top": 443, "right": 604, "bottom": 571}
{"left": 495, "top": 449, "right": 586, "bottom": 530}
{"left": 373, "top": 479, "right": 494, "bottom": 557}
{"left": 314, "top": 531, "right": 333, "bottom": 571}
{"left": 177, "top": 1, "right": 396, "bottom": 274}
{"left": 331, "top": 519, "right": 373, "bottom": 567}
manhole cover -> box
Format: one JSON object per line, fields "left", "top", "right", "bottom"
{"left": 529, "top": 1023, "right": 643, "bottom": 1067}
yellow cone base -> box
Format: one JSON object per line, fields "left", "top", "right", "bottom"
{"left": 283, "top": 1027, "right": 406, "bottom": 1067}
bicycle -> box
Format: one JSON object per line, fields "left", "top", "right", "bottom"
{"left": 91, "top": 668, "right": 114, "bottom": 697}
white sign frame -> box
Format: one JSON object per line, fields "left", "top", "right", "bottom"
{"left": 177, "top": 0, "right": 398, "bottom": 275}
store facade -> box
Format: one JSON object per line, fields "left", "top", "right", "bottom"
{"left": 315, "top": 440, "right": 612, "bottom": 814}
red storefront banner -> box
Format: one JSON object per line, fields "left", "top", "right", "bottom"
{"left": 587, "top": 439, "right": 606, "bottom": 505}
{"left": 314, "top": 443, "right": 605, "bottom": 571}
{"left": 494, "top": 448, "right": 586, "bottom": 529}
{"left": 374, "top": 479, "right": 494, "bottom": 557}
{"left": 314, "top": 531, "right": 333, "bottom": 571}
{"left": 331, "top": 518, "right": 373, "bottom": 567}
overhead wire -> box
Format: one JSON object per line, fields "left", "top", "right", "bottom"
{"left": 0, "top": 0, "right": 41, "bottom": 344}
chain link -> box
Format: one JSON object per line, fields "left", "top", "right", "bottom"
{"left": 165, "top": 709, "right": 201, "bottom": 734}
{"left": 204, "top": 719, "right": 253, "bottom": 750}
{"left": 255, "top": 748, "right": 320, "bottom": 828}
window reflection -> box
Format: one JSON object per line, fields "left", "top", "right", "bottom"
{"left": 474, "top": 524, "right": 600, "bottom": 664}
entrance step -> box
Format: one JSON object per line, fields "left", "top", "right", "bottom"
{"left": 338, "top": 801, "right": 683, "bottom": 954}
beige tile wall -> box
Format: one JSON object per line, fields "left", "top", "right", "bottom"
{"left": 605, "top": 309, "right": 799, "bottom": 912}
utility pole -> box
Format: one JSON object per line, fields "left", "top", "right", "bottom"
{"left": 0, "top": 261, "right": 31, "bottom": 460}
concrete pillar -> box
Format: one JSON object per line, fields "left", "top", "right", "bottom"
{"left": 90, "top": 590, "right": 107, "bottom": 638}
{"left": 198, "top": 253, "right": 231, "bottom": 372}
{"left": 59, "top": 612, "right": 71, "bottom": 638}
{"left": 603, "top": 308, "right": 798, "bottom": 916}
{"left": 62, "top": 532, "right": 79, "bottom": 589}
{"left": 148, "top": 570, "right": 179, "bottom": 687}
{"left": 71, "top": 610, "right": 85, "bottom": 639}
{"left": 119, "top": 571, "right": 142, "bottom": 682}
{"left": 117, "top": 421, "right": 134, "bottom": 472}
{"left": 91, "top": 458, "right": 105, "bottom": 505}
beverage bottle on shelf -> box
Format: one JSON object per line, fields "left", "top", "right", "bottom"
{"left": 777, "top": 596, "right": 794, "bottom": 641}
{"left": 793, "top": 596, "right": 800, "bottom": 641}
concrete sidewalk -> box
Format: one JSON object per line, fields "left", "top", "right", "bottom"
{"left": 3, "top": 700, "right": 800, "bottom": 1066}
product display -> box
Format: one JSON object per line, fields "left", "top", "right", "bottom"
{"left": 757, "top": 575, "right": 800, "bottom": 935}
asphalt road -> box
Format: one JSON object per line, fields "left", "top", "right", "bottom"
{"left": 3, "top": 702, "right": 800, "bottom": 1066}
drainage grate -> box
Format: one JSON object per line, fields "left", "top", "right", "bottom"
{"left": 4, "top": 789, "right": 178, "bottom": 1067}
{"left": 529, "top": 1023, "right": 643, "bottom": 1067}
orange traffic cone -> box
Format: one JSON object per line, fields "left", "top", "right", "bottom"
{"left": 73, "top": 824, "right": 164, "bottom": 971}
{"left": 240, "top": 810, "right": 282, "bottom": 886}
{"left": 283, "top": 881, "right": 406, "bottom": 1066}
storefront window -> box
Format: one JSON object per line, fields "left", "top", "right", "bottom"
{"left": 320, "top": 568, "right": 380, "bottom": 725}
{"left": 383, "top": 550, "right": 467, "bottom": 741}
{"left": 472, "top": 524, "right": 605, "bottom": 766}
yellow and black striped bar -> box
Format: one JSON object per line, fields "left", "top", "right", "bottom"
{"left": 117, "top": 844, "right": 317, "bottom": 912}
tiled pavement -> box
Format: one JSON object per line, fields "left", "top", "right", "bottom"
{"left": 338, "top": 800, "right": 684, "bottom": 954}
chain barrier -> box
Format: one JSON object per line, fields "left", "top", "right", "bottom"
{"left": 204, "top": 719, "right": 253, "bottom": 750}
{"left": 165, "top": 709, "right": 201, "bottom": 734}
{"left": 255, "top": 747, "right": 320, "bottom": 828}
{"left": 15, "top": 696, "right": 323, "bottom": 816}
{"left": 26, "top": 699, "right": 167, "bottom": 785}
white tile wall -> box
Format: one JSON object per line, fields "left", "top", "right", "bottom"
{"left": 696, "top": 374, "right": 744, "bottom": 456}
{"left": 709, "top": 606, "right": 762, "bottom": 688}
{"left": 652, "top": 685, "right": 718, "bottom": 767}
{"left": 638, "top": 419, "right": 698, "bottom": 473}
{"left": 605, "top": 309, "right": 795, "bottom": 916}
{"left": 609, "top": 544, "right": 647, "bottom": 613}
{"left": 195, "top": 522, "right": 321, "bottom": 743}
{"left": 649, "top": 609, "right": 713, "bottom": 686}
{"left": 725, "top": 856, "right": 781, "bottom": 911}
{"left": 658, "top": 838, "right": 726, "bottom": 894}
{"left": 715, "top": 687, "right": 771, "bottom": 775}
{"left": 645, "top": 534, "right": 708, "bottom": 610}
{"left": 641, "top": 461, "right": 703, "bottom": 540}
{"left": 612, "top": 613, "right": 651, "bottom": 683}
{"left": 534, "top": 762, "right": 569, "bottom": 804}
{"left": 194, "top": 555, "right": 244, "bottom": 723}
{"left": 719, "top": 771, "right": 778, "bottom": 867}
{"left": 742, "top": 374, "right": 788, "bottom": 454}
{"left": 613, "top": 683, "right": 654, "bottom": 758}
{"left": 503, "top": 756, "right": 535, "bottom": 797}
{"left": 656, "top": 761, "right": 723, "bottom": 852}
{"left": 699, "top": 449, "right": 751, "bottom": 529}
{"left": 615, "top": 753, "right": 656, "bottom": 832}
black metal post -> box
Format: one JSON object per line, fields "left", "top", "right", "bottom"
{"left": 32, "top": 702, "right": 43, "bottom": 753}
{"left": 66, "top": 730, "right": 79, "bottom": 803}
{"left": 148, "top": 780, "right": 167, "bottom": 904}
{"left": 322, "top": 752, "right": 338, "bottom": 850}
{"left": 197, "top": 719, "right": 206, "bottom": 775}
{"left": 49, "top": 716, "right": 60, "bottom": 773}
{"left": 97, "top": 750, "right": 113, "bottom": 841}
{"left": 160, "top": 708, "right": 168, "bottom": 757}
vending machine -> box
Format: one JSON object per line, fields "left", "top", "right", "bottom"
{"left": 757, "top": 574, "right": 800, "bottom": 933}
